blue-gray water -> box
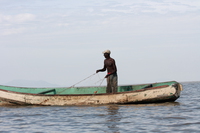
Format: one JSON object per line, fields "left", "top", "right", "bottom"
{"left": 0, "top": 82, "right": 199, "bottom": 133}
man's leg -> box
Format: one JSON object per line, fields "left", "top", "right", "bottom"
{"left": 112, "top": 74, "right": 118, "bottom": 93}
{"left": 106, "top": 76, "right": 112, "bottom": 93}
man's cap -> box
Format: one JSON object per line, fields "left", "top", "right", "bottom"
{"left": 102, "top": 50, "right": 111, "bottom": 54}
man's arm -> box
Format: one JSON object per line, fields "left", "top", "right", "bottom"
{"left": 96, "top": 64, "right": 106, "bottom": 73}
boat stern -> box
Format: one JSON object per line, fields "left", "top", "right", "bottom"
{"left": 125, "top": 82, "right": 183, "bottom": 104}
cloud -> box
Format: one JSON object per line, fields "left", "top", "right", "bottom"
{"left": 142, "top": 1, "right": 199, "bottom": 14}
{"left": 102, "top": 9, "right": 132, "bottom": 14}
{"left": 14, "top": 13, "right": 36, "bottom": 23}
{"left": 100, "top": 0, "right": 200, "bottom": 15}
{"left": 56, "top": 23, "right": 70, "bottom": 27}
{"left": 0, "top": 13, "right": 36, "bottom": 35}
{"left": 87, "top": 8, "right": 94, "bottom": 12}
{"left": 1, "top": 27, "right": 26, "bottom": 35}
{"left": 0, "top": 13, "right": 35, "bottom": 23}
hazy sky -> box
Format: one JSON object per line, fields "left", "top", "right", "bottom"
{"left": 0, "top": 0, "right": 200, "bottom": 87}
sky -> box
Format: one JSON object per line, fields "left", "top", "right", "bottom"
{"left": 0, "top": 0, "right": 200, "bottom": 87}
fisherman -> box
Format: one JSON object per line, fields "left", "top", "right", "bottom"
{"left": 96, "top": 50, "right": 118, "bottom": 93}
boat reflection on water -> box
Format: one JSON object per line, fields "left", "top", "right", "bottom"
{"left": 105, "top": 105, "right": 121, "bottom": 133}
{"left": 120, "top": 102, "right": 180, "bottom": 107}
{"left": 103, "top": 102, "right": 180, "bottom": 132}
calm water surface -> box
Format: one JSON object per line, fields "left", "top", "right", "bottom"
{"left": 0, "top": 82, "right": 200, "bottom": 133}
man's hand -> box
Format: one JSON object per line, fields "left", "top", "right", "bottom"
{"left": 105, "top": 74, "right": 109, "bottom": 78}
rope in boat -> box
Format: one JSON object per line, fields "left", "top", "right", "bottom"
{"left": 99, "top": 78, "right": 105, "bottom": 86}
{"left": 94, "top": 78, "right": 105, "bottom": 86}
{"left": 57, "top": 73, "right": 99, "bottom": 94}
{"left": 82, "top": 77, "right": 105, "bottom": 103}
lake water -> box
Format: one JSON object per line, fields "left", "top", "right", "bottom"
{"left": 0, "top": 82, "right": 200, "bottom": 133}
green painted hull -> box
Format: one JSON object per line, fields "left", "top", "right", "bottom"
{"left": 0, "top": 81, "right": 178, "bottom": 95}
{"left": 0, "top": 81, "right": 182, "bottom": 105}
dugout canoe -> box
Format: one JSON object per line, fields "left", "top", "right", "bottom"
{"left": 0, "top": 81, "right": 182, "bottom": 106}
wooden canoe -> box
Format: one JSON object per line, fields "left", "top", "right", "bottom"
{"left": 0, "top": 81, "right": 182, "bottom": 106}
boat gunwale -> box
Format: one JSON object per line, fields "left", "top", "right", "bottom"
{"left": 0, "top": 85, "right": 171, "bottom": 96}
{"left": 0, "top": 80, "right": 178, "bottom": 89}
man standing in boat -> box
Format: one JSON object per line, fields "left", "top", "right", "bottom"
{"left": 96, "top": 50, "right": 118, "bottom": 93}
